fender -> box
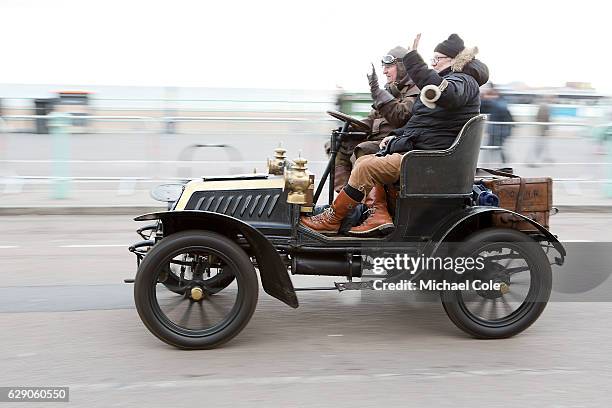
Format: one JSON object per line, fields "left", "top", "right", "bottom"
{"left": 134, "top": 210, "right": 298, "bottom": 308}
{"left": 427, "top": 206, "right": 566, "bottom": 262}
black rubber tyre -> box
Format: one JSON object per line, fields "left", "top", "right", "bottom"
{"left": 134, "top": 230, "right": 258, "bottom": 349}
{"left": 441, "top": 228, "right": 552, "bottom": 339}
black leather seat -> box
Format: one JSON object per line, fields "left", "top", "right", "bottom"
{"left": 399, "top": 114, "right": 486, "bottom": 197}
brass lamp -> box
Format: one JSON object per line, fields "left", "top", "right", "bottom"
{"left": 267, "top": 147, "right": 287, "bottom": 175}
{"left": 284, "top": 157, "right": 311, "bottom": 205}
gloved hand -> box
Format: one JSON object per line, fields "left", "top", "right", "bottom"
{"left": 379, "top": 135, "right": 395, "bottom": 150}
{"left": 367, "top": 64, "right": 394, "bottom": 110}
{"left": 375, "top": 136, "right": 396, "bottom": 157}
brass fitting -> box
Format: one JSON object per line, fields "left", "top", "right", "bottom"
{"left": 284, "top": 157, "right": 311, "bottom": 205}
{"left": 267, "top": 147, "right": 287, "bottom": 175}
{"left": 190, "top": 286, "right": 204, "bottom": 301}
{"left": 300, "top": 174, "right": 315, "bottom": 213}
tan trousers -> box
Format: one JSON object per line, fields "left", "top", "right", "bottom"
{"left": 347, "top": 153, "right": 404, "bottom": 194}
{"left": 334, "top": 139, "right": 384, "bottom": 167}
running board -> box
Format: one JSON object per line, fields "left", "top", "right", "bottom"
{"left": 294, "top": 286, "right": 337, "bottom": 291}
{"left": 294, "top": 281, "right": 377, "bottom": 292}
{"left": 334, "top": 281, "right": 375, "bottom": 291}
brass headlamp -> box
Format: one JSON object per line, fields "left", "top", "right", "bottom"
{"left": 284, "top": 157, "right": 312, "bottom": 205}
{"left": 267, "top": 147, "right": 287, "bottom": 175}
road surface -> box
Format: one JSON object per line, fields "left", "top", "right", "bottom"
{"left": 0, "top": 213, "right": 611, "bottom": 407}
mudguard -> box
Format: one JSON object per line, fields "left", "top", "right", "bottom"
{"left": 426, "top": 206, "right": 566, "bottom": 262}
{"left": 134, "top": 210, "right": 298, "bottom": 308}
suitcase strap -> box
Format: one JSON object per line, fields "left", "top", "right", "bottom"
{"left": 476, "top": 167, "right": 518, "bottom": 178}
{"left": 476, "top": 167, "right": 524, "bottom": 213}
{"left": 516, "top": 178, "right": 526, "bottom": 213}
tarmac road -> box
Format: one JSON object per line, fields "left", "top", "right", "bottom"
{"left": 0, "top": 214, "right": 611, "bottom": 407}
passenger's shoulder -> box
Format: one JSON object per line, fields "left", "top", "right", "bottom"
{"left": 445, "top": 72, "right": 478, "bottom": 84}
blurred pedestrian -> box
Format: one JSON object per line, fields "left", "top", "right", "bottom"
{"left": 529, "top": 94, "right": 555, "bottom": 166}
{"left": 331, "top": 45, "right": 420, "bottom": 193}
{"left": 480, "top": 84, "right": 513, "bottom": 164}
{"left": 593, "top": 99, "right": 612, "bottom": 155}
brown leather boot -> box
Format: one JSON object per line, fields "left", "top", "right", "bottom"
{"left": 349, "top": 185, "right": 394, "bottom": 236}
{"left": 300, "top": 189, "right": 359, "bottom": 234}
{"left": 333, "top": 165, "right": 351, "bottom": 193}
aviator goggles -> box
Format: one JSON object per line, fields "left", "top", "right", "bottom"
{"left": 381, "top": 55, "right": 399, "bottom": 65}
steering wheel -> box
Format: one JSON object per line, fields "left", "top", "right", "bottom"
{"left": 327, "top": 110, "right": 371, "bottom": 133}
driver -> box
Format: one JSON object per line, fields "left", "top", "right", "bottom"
{"left": 331, "top": 45, "right": 420, "bottom": 193}
{"left": 302, "top": 33, "right": 489, "bottom": 235}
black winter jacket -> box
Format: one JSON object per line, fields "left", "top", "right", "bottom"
{"left": 386, "top": 47, "right": 489, "bottom": 154}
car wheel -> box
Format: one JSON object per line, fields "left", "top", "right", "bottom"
{"left": 134, "top": 230, "right": 258, "bottom": 349}
{"left": 441, "top": 228, "right": 552, "bottom": 339}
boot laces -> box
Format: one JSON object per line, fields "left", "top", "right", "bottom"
{"left": 313, "top": 207, "right": 335, "bottom": 222}
{"left": 359, "top": 207, "right": 380, "bottom": 226}
{"left": 363, "top": 207, "right": 376, "bottom": 218}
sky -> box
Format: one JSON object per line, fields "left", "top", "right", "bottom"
{"left": 0, "top": 0, "right": 609, "bottom": 93}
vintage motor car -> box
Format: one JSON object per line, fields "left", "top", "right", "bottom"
{"left": 128, "top": 111, "right": 566, "bottom": 349}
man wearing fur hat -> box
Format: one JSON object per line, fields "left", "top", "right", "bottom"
{"left": 332, "top": 45, "right": 420, "bottom": 193}
{"left": 302, "top": 33, "right": 489, "bottom": 236}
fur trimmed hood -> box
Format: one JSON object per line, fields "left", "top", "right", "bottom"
{"left": 451, "top": 46, "right": 489, "bottom": 86}
{"left": 451, "top": 46, "right": 478, "bottom": 72}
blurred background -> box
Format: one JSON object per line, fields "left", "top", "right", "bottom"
{"left": 0, "top": 0, "right": 610, "bottom": 210}
{"left": 0, "top": 82, "right": 610, "bottom": 209}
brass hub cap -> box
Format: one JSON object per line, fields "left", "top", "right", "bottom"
{"left": 190, "top": 286, "right": 204, "bottom": 301}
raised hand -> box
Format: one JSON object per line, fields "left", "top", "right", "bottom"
{"left": 409, "top": 33, "right": 421, "bottom": 52}
{"left": 367, "top": 65, "right": 394, "bottom": 109}
{"left": 367, "top": 63, "right": 380, "bottom": 93}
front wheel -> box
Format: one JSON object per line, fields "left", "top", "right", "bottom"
{"left": 441, "top": 228, "right": 552, "bottom": 339}
{"left": 159, "top": 260, "right": 235, "bottom": 296}
{"left": 134, "top": 230, "right": 258, "bottom": 349}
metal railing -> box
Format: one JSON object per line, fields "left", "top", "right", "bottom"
{"left": 0, "top": 114, "right": 332, "bottom": 199}
{"left": 1, "top": 115, "right": 611, "bottom": 203}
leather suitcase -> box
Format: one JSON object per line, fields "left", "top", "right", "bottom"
{"left": 477, "top": 171, "right": 552, "bottom": 231}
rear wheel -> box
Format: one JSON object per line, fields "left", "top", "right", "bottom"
{"left": 134, "top": 230, "right": 258, "bottom": 349}
{"left": 441, "top": 228, "right": 552, "bottom": 339}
